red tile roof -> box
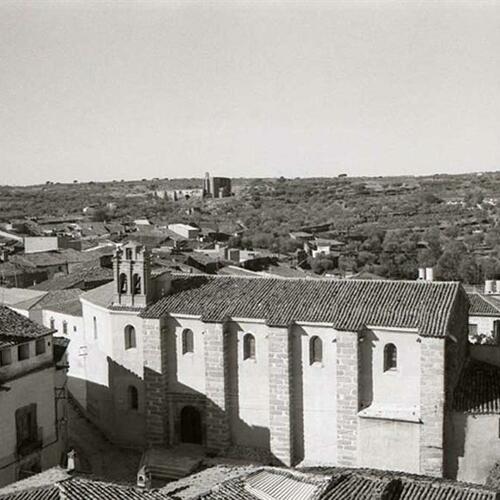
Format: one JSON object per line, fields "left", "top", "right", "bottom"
{"left": 198, "top": 468, "right": 499, "bottom": 500}
{"left": 454, "top": 360, "right": 500, "bottom": 414}
{"left": 1, "top": 467, "right": 497, "bottom": 500}
{"left": 468, "top": 293, "right": 500, "bottom": 316}
{"left": 142, "top": 276, "right": 465, "bottom": 337}
{"left": 0, "top": 486, "right": 58, "bottom": 500}
{"left": 0, "top": 306, "right": 53, "bottom": 348}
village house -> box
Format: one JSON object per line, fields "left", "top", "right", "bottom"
{"left": 0, "top": 307, "right": 68, "bottom": 487}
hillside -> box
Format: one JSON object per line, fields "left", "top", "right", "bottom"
{"left": 1, "top": 171, "right": 500, "bottom": 283}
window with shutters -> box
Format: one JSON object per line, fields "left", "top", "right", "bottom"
{"left": 18, "top": 343, "right": 29, "bottom": 361}
{"left": 15, "top": 404, "right": 40, "bottom": 455}
{"left": 0, "top": 348, "right": 12, "bottom": 366}
{"left": 35, "top": 339, "right": 45, "bottom": 355}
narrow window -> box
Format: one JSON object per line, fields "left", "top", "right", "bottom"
{"left": 128, "top": 386, "right": 139, "bottom": 410}
{"left": 35, "top": 339, "right": 46, "bottom": 355}
{"left": 243, "top": 333, "right": 256, "bottom": 360}
{"left": 384, "top": 343, "right": 397, "bottom": 371}
{"left": 125, "top": 248, "right": 133, "bottom": 260}
{"left": 309, "top": 336, "right": 323, "bottom": 365}
{"left": 494, "top": 321, "right": 500, "bottom": 344}
{"left": 0, "top": 348, "right": 12, "bottom": 366}
{"left": 132, "top": 273, "right": 141, "bottom": 295}
{"left": 73, "top": 325, "right": 77, "bottom": 333}
{"left": 18, "top": 344, "right": 30, "bottom": 361}
{"left": 124, "top": 325, "right": 136, "bottom": 349}
{"left": 62, "top": 321, "right": 68, "bottom": 335}
{"left": 93, "top": 316, "right": 98, "bottom": 340}
{"left": 119, "top": 273, "right": 128, "bottom": 294}
{"left": 182, "top": 329, "right": 194, "bottom": 354}
{"left": 49, "top": 317, "right": 55, "bottom": 330}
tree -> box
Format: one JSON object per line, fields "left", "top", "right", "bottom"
{"left": 435, "top": 241, "right": 467, "bottom": 281}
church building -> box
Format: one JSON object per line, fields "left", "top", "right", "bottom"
{"left": 52, "top": 241, "right": 499, "bottom": 482}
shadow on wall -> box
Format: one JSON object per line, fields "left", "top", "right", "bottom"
{"left": 446, "top": 412, "right": 467, "bottom": 480}
{"left": 225, "top": 320, "right": 272, "bottom": 457}
{"left": 68, "top": 357, "right": 146, "bottom": 449}
{"left": 292, "top": 326, "right": 306, "bottom": 464}
{"left": 70, "top": 316, "right": 302, "bottom": 465}
{"left": 359, "top": 329, "right": 376, "bottom": 410}
{"left": 157, "top": 317, "right": 282, "bottom": 463}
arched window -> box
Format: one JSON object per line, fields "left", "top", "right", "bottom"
{"left": 384, "top": 343, "right": 397, "bottom": 371}
{"left": 125, "top": 248, "right": 133, "bottom": 260}
{"left": 128, "top": 386, "right": 138, "bottom": 410}
{"left": 309, "top": 336, "right": 323, "bottom": 365}
{"left": 119, "top": 273, "right": 128, "bottom": 294}
{"left": 243, "top": 333, "right": 256, "bottom": 360}
{"left": 133, "top": 274, "right": 141, "bottom": 295}
{"left": 49, "top": 317, "right": 55, "bottom": 330}
{"left": 62, "top": 320, "right": 68, "bottom": 335}
{"left": 182, "top": 329, "right": 194, "bottom": 354}
{"left": 124, "top": 325, "right": 136, "bottom": 349}
{"left": 93, "top": 316, "right": 98, "bottom": 339}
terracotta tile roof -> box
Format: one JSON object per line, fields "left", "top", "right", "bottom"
{"left": 198, "top": 468, "right": 499, "bottom": 500}
{"left": 35, "top": 289, "right": 83, "bottom": 309}
{"left": 11, "top": 249, "right": 97, "bottom": 269}
{"left": 0, "top": 467, "right": 70, "bottom": 497}
{"left": 80, "top": 281, "right": 115, "bottom": 308}
{"left": 468, "top": 293, "right": 500, "bottom": 316}
{"left": 1, "top": 467, "right": 498, "bottom": 500}
{"left": 57, "top": 478, "right": 171, "bottom": 499}
{"left": 322, "top": 473, "right": 394, "bottom": 499}
{"left": 0, "top": 287, "right": 46, "bottom": 308}
{"left": 397, "top": 476, "right": 498, "bottom": 500}
{"left": 0, "top": 305, "right": 53, "bottom": 348}
{"left": 454, "top": 360, "right": 500, "bottom": 414}
{"left": 30, "top": 267, "right": 113, "bottom": 291}
{"left": 0, "top": 477, "right": 172, "bottom": 500}
{"left": 142, "top": 275, "right": 464, "bottom": 337}
{"left": 5, "top": 289, "right": 83, "bottom": 313}
{"left": 0, "top": 486, "right": 59, "bottom": 500}
{"left": 44, "top": 299, "right": 83, "bottom": 317}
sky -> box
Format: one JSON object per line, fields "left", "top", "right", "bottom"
{"left": 1, "top": 0, "right": 500, "bottom": 185}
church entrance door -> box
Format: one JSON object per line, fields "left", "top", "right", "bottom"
{"left": 180, "top": 406, "right": 202, "bottom": 444}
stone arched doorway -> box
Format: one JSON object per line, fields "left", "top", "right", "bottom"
{"left": 180, "top": 406, "right": 202, "bottom": 444}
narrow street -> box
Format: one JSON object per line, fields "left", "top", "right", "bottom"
{"left": 67, "top": 400, "right": 142, "bottom": 484}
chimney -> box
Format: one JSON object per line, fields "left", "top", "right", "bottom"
{"left": 418, "top": 268, "right": 425, "bottom": 280}
{"left": 137, "top": 466, "right": 152, "bottom": 489}
{"left": 485, "top": 280, "right": 494, "bottom": 294}
{"left": 425, "top": 267, "right": 434, "bottom": 282}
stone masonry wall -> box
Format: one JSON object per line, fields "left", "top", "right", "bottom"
{"left": 268, "top": 325, "right": 294, "bottom": 466}
{"left": 336, "top": 330, "right": 359, "bottom": 467}
{"left": 143, "top": 317, "right": 168, "bottom": 446}
{"left": 420, "top": 336, "right": 445, "bottom": 477}
{"left": 204, "top": 321, "right": 231, "bottom": 452}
